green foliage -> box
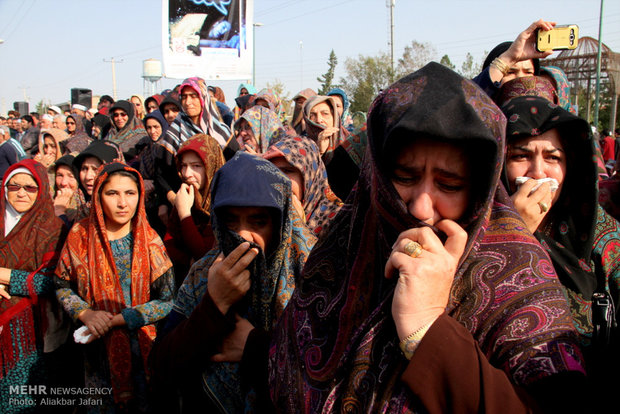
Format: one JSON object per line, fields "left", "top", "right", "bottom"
{"left": 317, "top": 50, "right": 339, "bottom": 95}
{"left": 265, "top": 79, "right": 291, "bottom": 116}
{"left": 439, "top": 55, "right": 456, "bottom": 71}
{"left": 395, "top": 41, "right": 437, "bottom": 78}
{"left": 458, "top": 52, "right": 480, "bottom": 79}
{"left": 35, "top": 100, "right": 46, "bottom": 115}
{"left": 265, "top": 79, "right": 290, "bottom": 102}
{"left": 339, "top": 42, "right": 486, "bottom": 113}
{"left": 575, "top": 82, "right": 619, "bottom": 132}
{"left": 340, "top": 52, "right": 394, "bottom": 113}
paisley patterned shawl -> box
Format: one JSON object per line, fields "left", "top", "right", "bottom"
{"left": 263, "top": 135, "right": 342, "bottom": 236}
{"left": 339, "top": 123, "right": 368, "bottom": 168}
{"left": 269, "top": 62, "right": 584, "bottom": 412}
{"left": 501, "top": 96, "right": 620, "bottom": 343}
{"left": 55, "top": 162, "right": 172, "bottom": 403}
{"left": 173, "top": 152, "right": 316, "bottom": 412}
{"left": 249, "top": 88, "right": 282, "bottom": 117}
{"left": 235, "top": 106, "right": 286, "bottom": 154}
{"left": 540, "top": 65, "right": 574, "bottom": 113}
{"left": 497, "top": 76, "right": 557, "bottom": 108}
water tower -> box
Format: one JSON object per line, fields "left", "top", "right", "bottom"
{"left": 143, "top": 59, "right": 162, "bottom": 98}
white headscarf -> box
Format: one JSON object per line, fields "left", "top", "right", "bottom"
{"left": 4, "top": 167, "right": 34, "bottom": 236}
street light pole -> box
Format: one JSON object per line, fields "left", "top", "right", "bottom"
{"left": 252, "top": 23, "right": 263, "bottom": 87}
{"left": 103, "top": 57, "right": 123, "bottom": 101}
{"left": 387, "top": 0, "right": 395, "bottom": 82}
{"left": 593, "top": 0, "right": 604, "bottom": 128}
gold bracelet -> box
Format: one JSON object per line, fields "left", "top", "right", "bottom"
{"left": 490, "top": 57, "right": 510, "bottom": 76}
{"left": 399, "top": 322, "right": 432, "bottom": 360}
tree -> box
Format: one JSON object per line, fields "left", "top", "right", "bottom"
{"left": 395, "top": 41, "right": 437, "bottom": 78}
{"left": 317, "top": 50, "right": 338, "bottom": 95}
{"left": 340, "top": 52, "right": 393, "bottom": 113}
{"left": 575, "top": 82, "right": 619, "bottom": 132}
{"left": 459, "top": 52, "right": 481, "bottom": 80}
{"left": 265, "top": 79, "right": 291, "bottom": 115}
{"left": 35, "top": 100, "right": 46, "bottom": 115}
{"left": 439, "top": 54, "right": 456, "bottom": 71}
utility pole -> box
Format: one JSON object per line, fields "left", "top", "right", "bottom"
{"left": 593, "top": 0, "right": 604, "bottom": 128}
{"left": 299, "top": 40, "right": 304, "bottom": 91}
{"left": 18, "top": 86, "right": 30, "bottom": 103}
{"left": 387, "top": 0, "right": 395, "bottom": 82}
{"left": 103, "top": 57, "right": 124, "bottom": 100}
{"left": 252, "top": 23, "right": 263, "bottom": 86}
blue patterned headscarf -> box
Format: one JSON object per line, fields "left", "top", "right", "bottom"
{"left": 173, "top": 152, "right": 316, "bottom": 412}
{"left": 327, "top": 87, "right": 353, "bottom": 131}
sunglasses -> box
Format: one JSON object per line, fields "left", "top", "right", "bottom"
{"left": 112, "top": 112, "right": 128, "bottom": 118}
{"left": 6, "top": 184, "right": 39, "bottom": 193}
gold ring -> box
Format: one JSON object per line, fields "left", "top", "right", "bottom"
{"left": 538, "top": 201, "right": 549, "bottom": 213}
{"left": 404, "top": 241, "right": 423, "bottom": 258}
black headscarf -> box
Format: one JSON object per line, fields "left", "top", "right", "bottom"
{"left": 270, "top": 63, "right": 582, "bottom": 412}
{"left": 158, "top": 95, "right": 182, "bottom": 122}
{"left": 92, "top": 113, "right": 111, "bottom": 139}
{"left": 54, "top": 154, "right": 78, "bottom": 181}
{"left": 73, "top": 140, "right": 122, "bottom": 200}
{"left": 501, "top": 96, "right": 597, "bottom": 299}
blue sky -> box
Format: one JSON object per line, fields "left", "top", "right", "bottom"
{"left": 0, "top": 0, "right": 618, "bottom": 113}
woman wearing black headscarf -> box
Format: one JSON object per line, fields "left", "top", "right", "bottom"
{"left": 473, "top": 19, "right": 554, "bottom": 102}
{"left": 104, "top": 100, "right": 147, "bottom": 163}
{"left": 72, "top": 140, "right": 121, "bottom": 221}
{"left": 91, "top": 113, "right": 111, "bottom": 140}
{"left": 501, "top": 95, "right": 620, "bottom": 410}
{"left": 270, "top": 63, "right": 587, "bottom": 413}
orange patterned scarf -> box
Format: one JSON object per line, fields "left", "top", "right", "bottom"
{"left": 56, "top": 163, "right": 171, "bottom": 403}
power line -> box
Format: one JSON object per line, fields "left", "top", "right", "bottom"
{"left": 265, "top": 0, "right": 357, "bottom": 26}
{"left": 1, "top": 0, "right": 37, "bottom": 42}
{"left": 256, "top": 0, "right": 304, "bottom": 17}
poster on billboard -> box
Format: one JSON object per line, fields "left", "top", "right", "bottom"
{"left": 162, "top": 0, "right": 252, "bottom": 80}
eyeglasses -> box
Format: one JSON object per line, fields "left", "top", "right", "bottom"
{"left": 112, "top": 112, "right": 128, "bottom": 118}
{"left": 6, "top": 184, "right": 39, "bottom": 193}
{"left": 235, "top": 123, "right": 253, "bottom": 133}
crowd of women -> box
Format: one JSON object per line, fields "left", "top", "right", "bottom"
{"left": 0, "top": 18, "right": 618, "bottom": 413}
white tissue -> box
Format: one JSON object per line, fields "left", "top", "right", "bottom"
{"left": 515, "top": 177, "right": 559, "bottom": 193}
{"left": 73, "top": 326, "right": 93, "bottom": 344}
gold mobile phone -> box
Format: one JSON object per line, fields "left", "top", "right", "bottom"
{"left": 536, "top": 25, "right": 579, "bottom": 52}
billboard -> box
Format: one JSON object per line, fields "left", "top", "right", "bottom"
{"left": 162, "top": 0, "right": 253, "bottom": 80}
